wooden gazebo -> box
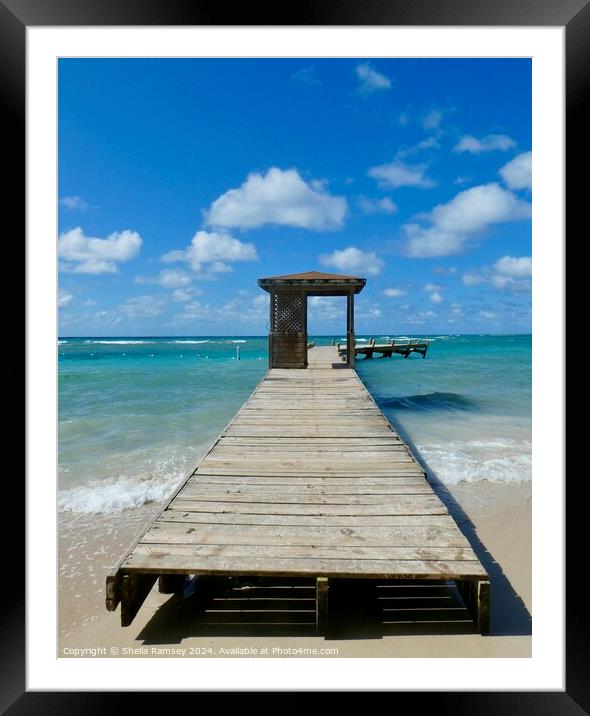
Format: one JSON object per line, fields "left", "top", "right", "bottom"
{"left": 257, "top": 271, "right": 366, "bottom": 369}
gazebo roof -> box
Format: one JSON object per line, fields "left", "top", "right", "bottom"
{"left": 258, "top": 270, "right": 366, "bottom": 295}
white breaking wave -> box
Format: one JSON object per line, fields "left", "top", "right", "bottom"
{"left": 231, "top": 340, "right": 247, "bottom": 343}
{"left": 173, "top": 340, "right": 209, "bottom": 344}
{"left": 417, "top": 438, "right": 532, "bottom": 485}
{"left": 84, "top": 340, "right": 150, "bottom": 345}
{"left": 58, "top": 474, "right": 184, "bottom": 514}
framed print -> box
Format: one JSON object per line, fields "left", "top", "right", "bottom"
{"left": 12, "top": 0, "right": 585, "bottom": 710}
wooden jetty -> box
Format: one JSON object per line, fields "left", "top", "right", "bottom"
{"left": 336, "top": 337, "right": 430, "bottom": 360}
{"left": 106, "top": 272, "right": 488, "bottom": 635}
{"left": 106, "top": 343, "right": 490, "bottom": 635}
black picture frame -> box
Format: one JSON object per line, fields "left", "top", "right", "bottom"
{"left": 12, "top": 0, "right": 583, "bottom": 711}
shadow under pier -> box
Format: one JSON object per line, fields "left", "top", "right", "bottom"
{"left": 136, "top": 576, "right": 480, "bottom": 644}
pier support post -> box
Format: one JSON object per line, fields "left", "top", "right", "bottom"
{"left": 458, "top": 579, "right": 490, "bottom": 635}
{"left": 120, "top": 573, "right": 158, "bottom": 627}
{"left": 316, "top": 577, "right": 329, "bottom": 636}
{"left": 346, "top": 292, "right": 355, "bottom": 368}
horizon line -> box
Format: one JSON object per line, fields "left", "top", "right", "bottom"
{"left": 58, "top": 332, "right": 533, "bottom": 339}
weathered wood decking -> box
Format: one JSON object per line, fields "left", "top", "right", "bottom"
{"left": 106, "top": 347, "right": 489, "bottom": 634}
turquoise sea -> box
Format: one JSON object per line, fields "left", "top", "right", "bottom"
{"left": 58, "top": 335, "right": 531, "bottom": 513}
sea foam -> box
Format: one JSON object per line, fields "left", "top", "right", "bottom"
{"left": 84, "top": 340, "right": 150, "bottom": 345}
{"left": 57, "top": 474, "right": 183, "bottom": 514}
{"left": 416, "top": 438, "right": 532, "bottom": 485}
{"left": 173, "top": 340, "right": 209, "bottom": 344}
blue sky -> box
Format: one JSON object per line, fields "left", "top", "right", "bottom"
{"left": 58, "top": 58, "right": 532, "bottom": 336}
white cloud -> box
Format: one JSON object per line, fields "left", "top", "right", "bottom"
{"left": 403, "top": 309, "right": 438, "bottom": 325}
{"left": 357, "top": 196, "right": 398, "bottom": 214}
{"left": 423, "top": 283, "right": 443, "bottom": 303}
{"left": 462, "top": 272, "right": 485, "bottom": 286}
{"left": 421, "top": 108, "right": 444, "bottom": 130}
{"left": 358, "top": 302, "right": 382, "bottom": 320}
{"left": 162, "top": 230, "right": 258, "bottom": 275}
{"left": 174, "top": 300, "right": 209, "bottom": 322}
{"left": 58, "top": 227, "right": 142, "bottom": 274}
{"left": 291, "top": 67, "right": 321, "bottom": 86}
{"left": 135, "top": 269, "right": 193, "bottom": 289}
{"left": 491, "top": 255, "right": 532, "bottom": 290}
{"left": 319, "top": 246, "right": 384, "bottom": 276}
{"left": 120, "top": 295, "right": 166, "bottom": 319}
{"left": 416, "top": 136, "right": 440, "bottom": 151}
{"left": 174, "top": 293, "right": 269, "bottom": 326}
{"left": 383, "top": 288, "right": 406, "bottom": 298}
{"left": 478, "top": 310, "right": 497, "bottom": 320}
{"left": 156, "top": 269, "right": 191, "bottom": 288}
{"left": 454, "top": 134, "right": 517, "bottom": 154}
{"left": 82, "top": 299, "right": 97, "bottom": 306}
{"left": 59, "top": 196, "right": 89, "bottom": 210}
{"left": 403, "top": 183, "right": 531, "bottom": 258}
{"left": 308, "top": 296, "right": 345, "bottom": 323}
{"left": 398, "top": 111, "right": 410, "bottom": 127}
{"left": 355, "top": 62, "right": 391, "bottom": 95}
{"left": 499, "top": 151, "right": 532, "bottom": 190}
{"left": 58, "top": 290, "right": 73, "bottom": 308}
{"left": 205, "top": 168, "right": 347, "bottom": 231}
{"left": 462, "top": 256, "right": 531, "bottom": 291}
{"left": 172, "top": 289, "right": 192, "bottom": 303}
{"left": 494, "top": 255, "right": 532, "bottom": 277}
{"left": 252, "top": 294, "right": 269, "bottom": 308}
{"left": 172, "top": 287, "right": 204, "bottom": 302}
{"left": 395, "top": 137, "right": 441, "bottom": 160}
{"left": 367, "top": 159, "right": 435, "bottom": 189}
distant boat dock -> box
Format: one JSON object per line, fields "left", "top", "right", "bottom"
{"left": 334, "top": 337, "right": 431, "bottom": 360}
{"left": 106, "top": 273, "right": 488, "bottom": 636}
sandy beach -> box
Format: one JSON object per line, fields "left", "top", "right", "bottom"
{"left": 59, "top": 479, "right": 531, "bottom": 659}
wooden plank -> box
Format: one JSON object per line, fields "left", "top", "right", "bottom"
{"left": 224, "top": 428, "right": 395, "bottom": 437}
{"left": 201, "top": 456, "right": 414, "bottom": 466}
{"left": 168, "top": 499, "right": 447, "bottom": 516}
{"left": 218, "top": 437, "right": 400, "bottom": 443}
{"left": 139, "top": 522, "right": 464, "bottom": 546}
{"left": 131, "top": 543, "right": 479, "bottom": 561}
{"left": 193, "top": 471, "right": 426, "bottom": 478}
{"left": 122, "top": 554, "right": 487, "bottom": 579}
{"left": 188, "top": 475, "right": 426, "bottom": 486}
{"left": 156, "top": 512, "right": 452, "bottom": 527}
{"left": 214, "top": 444, "right": 403, "bottom": 451}
{"left": 180, "top": 483, "right": 434, "bottom": 496}
{"left": 204, "top": 450, "right": 410, "bottom": 458}
{"left": 173, "top": 492, "right": 436, "bottom": 505}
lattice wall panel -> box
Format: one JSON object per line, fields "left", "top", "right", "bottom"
{"left": 271, "top": 291, "right": 305, "bottom": 334}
